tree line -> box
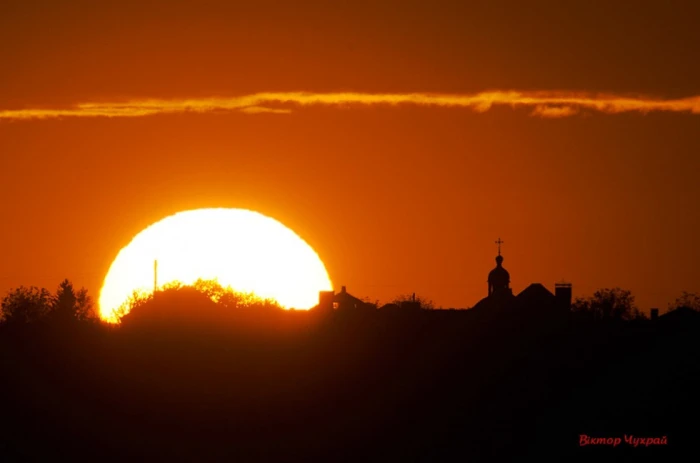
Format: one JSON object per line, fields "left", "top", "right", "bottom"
{"left": 0, "top": 279, "right": 98, "bottom": 327}
{"left": 571, "top": 288, "right": 700, "bottom": 321}
{"left": 1, "top": 278, "right": 699, "bottom": 328}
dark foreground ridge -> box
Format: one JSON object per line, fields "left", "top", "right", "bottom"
{"left": 1, "top": 298, "right": 698, "bottom": 462}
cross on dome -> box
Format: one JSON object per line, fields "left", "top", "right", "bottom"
{"left": 495, "top": 237, "right": 504, "bottom": 256}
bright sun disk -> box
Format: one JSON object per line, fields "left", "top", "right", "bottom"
{"left": 99, "top": 208, "right": 332, "bottom": 322}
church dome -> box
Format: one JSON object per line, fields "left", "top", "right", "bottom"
{"left": 488, "top": 255, "right": 510, "bottom": 286}
{"left": 488, "top": 266, "right": 510, "bottom": 285}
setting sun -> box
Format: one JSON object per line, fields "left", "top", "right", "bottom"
{"left": 98, "top": 208, "right": 332, "bottom": 321}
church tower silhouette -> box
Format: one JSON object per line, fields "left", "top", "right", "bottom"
{"left": 471, "top": 237, "right": 572, "bottom": 319}
{"left": 488, "top": 238, "right": 512, "bottom": 297}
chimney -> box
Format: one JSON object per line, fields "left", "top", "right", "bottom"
{"left": 341, "top": 286, "right": 347, "bottom": 293}
{"left": 555, "top": 282, "right": 572, "bottom": 311}
{"left": 650, "top": 308, "right": 659, "bottom": 321}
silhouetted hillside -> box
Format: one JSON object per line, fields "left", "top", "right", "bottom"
{"left": 1, "top": 291, "right": 697, "bottom": 461}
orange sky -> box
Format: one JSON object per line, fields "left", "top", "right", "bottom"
{"left": 1, "top": 0, "right": 699, "bottom": 311}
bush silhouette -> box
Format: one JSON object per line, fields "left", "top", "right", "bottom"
{"left": 116, "top": 279, "right": 287, "bottom": 332}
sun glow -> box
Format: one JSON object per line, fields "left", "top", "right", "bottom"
{"left": 99, "top": 208, "right": 333, "bottom": 322}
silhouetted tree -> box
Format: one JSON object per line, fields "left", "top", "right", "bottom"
{"left": 190, "top": 279, "right": 273, "bottom": 310}
{"left": 51, "top": 279, "right": 77, "bottom": 323}
{"left": 115, "top": 279, "right": 285, "bottom": 329}
{"left": 669, "top": 291, "right": 700, "bottom": 312}
{"left": 195, "top": 279, "right": 282, "bottom": 311}
{"left": 74, "top": 287, "right": 97, "bottom": 321}
{"left": 119, "top": 284, "right": 220, "bottom": 329}
{"left": 391, "top": 293, "right": 434, "bottom": 310}
{"left": 0, "top": 286, "right": 53, "bottom": 326}
{"left": 218, "top": 290, "right": 281, "bottom": 311}
{"left": 571, "top": 287, "right": 639, "bottom": 321}
{"left": 192, "top": 279, "right": 228, "bottom": 302}
{"left": 49, "top": 279, "right": 98, "bottom": 324}
{"left": 111, "top": 289, "right": 153, "bottom": 324}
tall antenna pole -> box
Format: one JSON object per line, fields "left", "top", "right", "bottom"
{"left": 154, "top": 259, "right": 158, "bottom": 296}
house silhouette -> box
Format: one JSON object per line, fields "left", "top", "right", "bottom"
{"left": 471, "top": 239, "right": 572, "bottom": 317}
{"left": 314, "top": 238, "right": 573, "bottom": 318}
{"left": 316, "top": 286, "right": 374, "bottom": 312}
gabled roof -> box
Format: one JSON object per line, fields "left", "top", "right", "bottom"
{"left": 512, "top": 283, "right": 556, "bottom": 311}
{"left": 516, "top": 283, "right": 554, "bottom": 302}
{"left": 470, "top": 290, "right": 516, "bottom": 313}
{"left": 333, "top": 291, "right": 365, "bottom": 305}
{"left": 660, "top": 306, "right": 700, "bottom": 321}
